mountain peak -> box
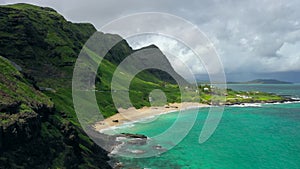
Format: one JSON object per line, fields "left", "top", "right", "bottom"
{"left": 3, "top": 3, "right": 57, "bottom": 12}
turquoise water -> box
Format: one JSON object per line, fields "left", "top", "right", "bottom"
{"left": 111, "top": 84, "right": 300, "bottom": 169}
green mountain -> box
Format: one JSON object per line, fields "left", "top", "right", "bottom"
{"left": 228, "top": 79, "right": 293, "bottom": 84}
{"left": 245, "top": 79, "right": 292, "bottom": 84}
{"left": 0, "top": 3, "right": 185, "bottom": 168}
{"left": 0, "top": 3, "right": 292, "bottom": 168}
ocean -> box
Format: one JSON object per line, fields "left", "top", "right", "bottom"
{"left": 108, "top": 84, "right": 300, "bottom": 169}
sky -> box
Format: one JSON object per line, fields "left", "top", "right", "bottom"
{"left": 2, "top": 0, "right": 300, "bottom": 82}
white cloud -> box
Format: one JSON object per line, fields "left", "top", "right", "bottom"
{"left": 127, "top": 35, "right": 206, "bottom": 80}
{"left": 2, "top": 0, "right": 300, "bottom": 81}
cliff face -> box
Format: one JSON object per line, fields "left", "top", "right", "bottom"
{"left": 0, "top": 4, "right": 112, "bottom": 168}
{"left": 0, "top": 56, "right": 52, "bottom": 149}
{"left": 85, "top": 32, "right": 187, "bottom": 85}
{"left": 0, "top": 56, "right": 111, "bottom": 168}
{"left": 0, "top": 3, "right": 96, "bottom": 88}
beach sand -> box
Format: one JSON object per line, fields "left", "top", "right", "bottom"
{"left": 93, "top": 102, "right": 209, "bottom": 132}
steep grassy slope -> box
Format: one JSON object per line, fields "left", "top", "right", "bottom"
{"left": 0, "top": 4, "right": 293, "bottom": 168}
{"left": 0, "top": 56, "right": 111, "bottom": 168}
{"left": 0, "top": 3, "right": 184, "bottom": 119}
{"left": 0, "top": 3, "right": 96, "bottom": 88}
{"left": 0, "top": 3, "right": 185, "bottom": 168}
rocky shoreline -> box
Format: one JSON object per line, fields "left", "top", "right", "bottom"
{"left": 222, "top": 97, "right": 300, "bottom": 106}
{"left": 94, "top": 98, "right": 300, "bottom": 168}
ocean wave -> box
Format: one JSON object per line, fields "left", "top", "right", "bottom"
{"left": 291, "top": 97, "right": 300, "bottom": 100}
{"left": 137, "top": 115, "right": 158, "bottom": 123}
{"left": 110, "top": 141, "right": 125, "bottom": 155}
{"left": 116, "top": 123, "right": 136, "bottom": 129}
{"left": 282, "top": 101, "right": 300, "bottom": 104}
{"left": 99, "top": 128, "right": 114, "bottom": 134}
{"left": 264, "top": 102, "right": 281, "bottom": 105}
{"left": 127, "top": 149, "right": 146, "bottom": 154}
{"left": 99, "top": 122, "right": 136, "bottom": 134}
{"left": 265, "top": 100, "right": 300, "bottom": 105}
{"left": 229, "top": 100, "right": 300, "bottom": 107}
{"left": 116, "top": 136, "right": 127, "bottom": 142}
{"left": 230, "top": 103, "right": 262, "bottom": 107}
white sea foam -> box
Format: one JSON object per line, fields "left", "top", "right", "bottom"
{"left": 291, "top": 97, "right": 300, "bottom": 100}
{"left": 115, "top": 123, "right": 136, "bottom": 129}
{"left": 230, "top": 103, "right": 262, "bottom": 107}
{"left": 265, "top": 102, "right": 281, "bottom": 105}
{"left": 116, "top": 136, "right": 127, "bottom": 142}
{"left": 158, "top": 110, "right": 177, "bottom": 116}
{"left": 137, "top": 115, "right": 158, "bottom": 123}
{"left": 110, "top": 141, "right": 125, "bottom": 155}
{"left": 99, "top": 127, "right": 114, "bottom": 134}
{"left": 282, "top": 101, "right": 300, "bottom": 104}
{"left": 128, "top": 149, "right": 145, "bottom": 154}
{"left": 266, "top": 99, "right": 300, "bottom": 105}
{"left": 229, "top": 100, "right": 300, "bottom": 107}
{"left": 99, "top": 123, "right": 135, "bottom": 134}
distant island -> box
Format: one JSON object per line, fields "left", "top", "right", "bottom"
{"left": 228, "top": 79, "right": 293, "bottom": 84}
{"left": 0, "top": 3, "right": 298, "bottom": 169}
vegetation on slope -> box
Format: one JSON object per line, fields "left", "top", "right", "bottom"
{"left": 0, "top": 3, "right": 111, "bottom": 168}
{"left": 197, "top": 84, "right": 287, "bottom": 105}
{"left": 0, "top": 56, "right": 111, "bottom": 168}
{"left": 0, "top": 3, "right": 184, "bottom": 119}
{"left": 0, "top": 3, "right": 183, "bottom": 168}
{"left": 0, "top": 3, "right": 292, "bottom": 168}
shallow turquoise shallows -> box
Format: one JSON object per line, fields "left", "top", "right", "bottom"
{"left": 110, "top": 84, "right": 300, "bottom": 169}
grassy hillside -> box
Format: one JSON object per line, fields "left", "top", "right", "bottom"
{"left": 0, "top": 56, "right": 111, "bottom": 168}
{"left": 197, "top": 84, "right": 287, "bottom": 105}
{"left": 0, "top": 3, "right": 185, "bottom": 120}
{"left": 0, "top": 3, "right": 184, "bottom": 168}
{"left": 0, "top": 3, "right": 292, "bottom": 168}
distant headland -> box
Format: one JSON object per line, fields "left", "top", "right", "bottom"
{"left": 228, "top": 79, "right": 293, "bottom": 84}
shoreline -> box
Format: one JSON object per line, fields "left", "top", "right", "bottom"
{"left": 92, "top": 100, "right": 300, "bottom": 169}
{"left": 93, "top": 102, "right": 209, "bottom": 132}
{"left": 93, "top": 99, "right": 300, "bottom": 133}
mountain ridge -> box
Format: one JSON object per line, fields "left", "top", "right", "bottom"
{"left": 228, "top": 79, "right": 293, "bottom": 84}
{"left": 0, "top": 3, "right": 185, "bottom": 168}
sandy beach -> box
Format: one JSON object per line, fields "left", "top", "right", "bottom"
{"left": 93, "top": 102, "right": 209, "bottom": 132}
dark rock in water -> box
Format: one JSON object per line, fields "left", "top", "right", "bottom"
{"left": 113, "top": 162, "right": 124, "bottom": 169}
{"left": 152, "top": 144, "right": 167, "bottom": 152}
{"left": 119, "top": 133, "right": 147, "bottom": 139}
{"left": 153, "top": 144, "right": 163, "bottom": 150}
{"left": 286, "top": 97, "right": 300, "bottom": 102}
{"left": 113, "top": 133, "right": 148, "bottom": 145}
{"left": 127, "top": 138, "right": 147, "bottom": 145}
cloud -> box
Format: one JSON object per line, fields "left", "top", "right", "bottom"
{"left": 127, "top": 35, "right": 206, "bottom": 80}
{"left": 2, "top": 0, "right": 300, "bottom": 81}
